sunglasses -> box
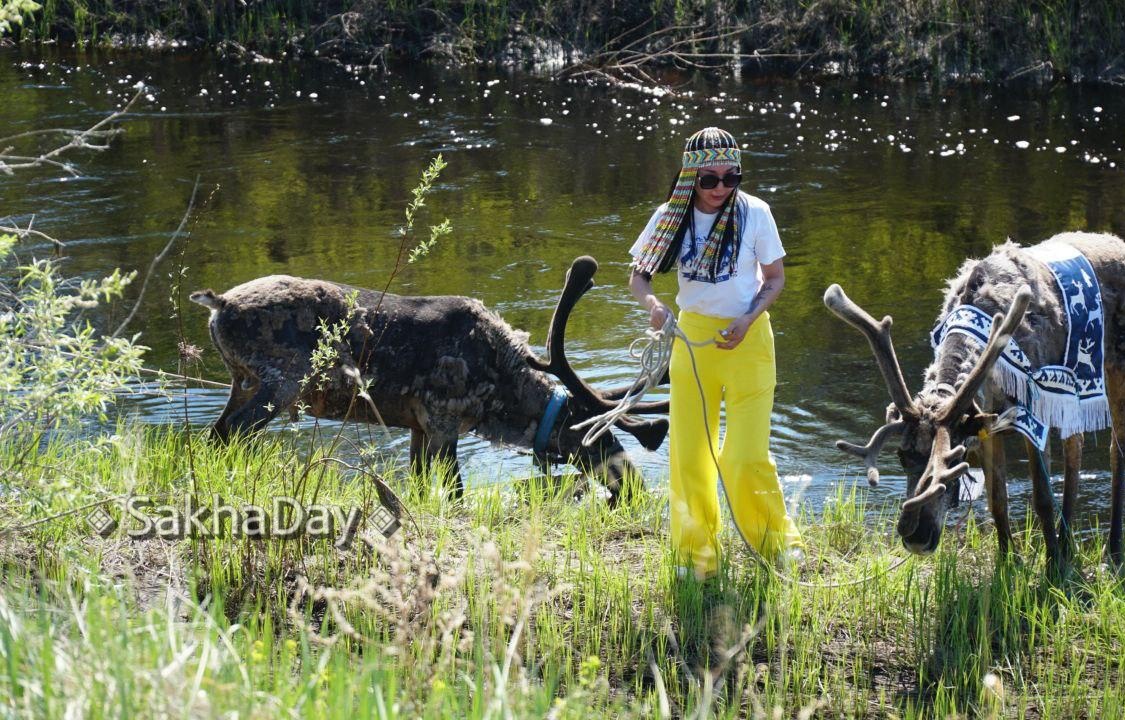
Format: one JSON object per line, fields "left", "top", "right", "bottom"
{"left": 697, "top": 172, "right": 742, "bottom": 190}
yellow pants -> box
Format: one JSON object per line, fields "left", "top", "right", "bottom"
{"left": 668, "top": 310, "right": 802, "bottom": 579}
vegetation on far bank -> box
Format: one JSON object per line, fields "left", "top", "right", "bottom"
{"left": 2, "top": 0, "right": 1124, "bottom": 85}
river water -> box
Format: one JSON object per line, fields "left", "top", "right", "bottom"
{"left": 3, "top": 47, "right": 1124, "bottom": 522}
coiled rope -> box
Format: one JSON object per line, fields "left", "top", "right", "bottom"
{"left": 571, "top": 312, "right": 703, "bottom": 446}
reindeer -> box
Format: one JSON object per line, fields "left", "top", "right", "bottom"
{"left": 190, "top": 256, "right": 669, "bottom": 503}
{"left": 824, "top": 231, "right": 1125, "bottom": 570}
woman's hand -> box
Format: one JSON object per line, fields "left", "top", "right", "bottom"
{"left": 647, "top": 297, "right": 672, "bottom": 330}
{"left": 717, "top": 259, "right": 784, "bottom": 349}
{"left": 716, "top": 313, "right": 755, "bottom": 349}
{"left": 630, "top": 270, "right": 672, "bottom": 331}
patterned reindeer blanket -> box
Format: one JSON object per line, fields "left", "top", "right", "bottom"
{"left": 930, "top": 242, "right": 1112, "bottom": 450}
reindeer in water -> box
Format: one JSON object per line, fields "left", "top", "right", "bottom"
{"left": 824, "top": 231, "right": 1125, "bottom": 571}
{"left": 191, "top": 256, "right": 669, "bottom": 504}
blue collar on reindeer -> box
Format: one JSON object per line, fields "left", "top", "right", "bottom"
{"left": 534, "top": 387, "right": 570, "bottom": 456}
{"left": 930, "top": 242, "right": 1111, "bottom": 450}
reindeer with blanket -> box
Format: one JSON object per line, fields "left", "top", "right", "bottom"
{"left": 824, "top": 231, "right": 1125, "bottom": 572}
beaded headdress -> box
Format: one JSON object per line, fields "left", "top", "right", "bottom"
{"left": 632, "top": 127, "right": 742, "bottom": 281}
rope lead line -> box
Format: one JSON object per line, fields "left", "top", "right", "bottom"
{"left": 571, "top": 312, "right": 707, "bottom": 446}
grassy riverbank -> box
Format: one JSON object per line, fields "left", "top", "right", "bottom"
{"left": 3, "top": 0, "right": 1125, "bottom": 83}
{"left": 1, "top": 425, "right": 1123, "bottom": 717}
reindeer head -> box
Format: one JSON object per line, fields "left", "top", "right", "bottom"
{"left": 824, "top": 283, "right": 1031, "bottom": 554}
{"left": 527, "top": 256, "right": 670, "bottom": 504}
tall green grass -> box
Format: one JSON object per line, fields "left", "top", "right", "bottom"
{"left": 1, "top": 425, "right": 1124, "bottom": 717}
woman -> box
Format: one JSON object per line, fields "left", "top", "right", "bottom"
{"left": 628, "top": 127, "right": 802, "bottom": 580}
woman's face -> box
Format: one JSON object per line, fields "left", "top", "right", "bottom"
{"left": 694, "top": 163, "right": 740, "bottom": 213}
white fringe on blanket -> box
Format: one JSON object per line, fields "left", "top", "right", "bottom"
{"left": 991, "top": 356, "right": 1112, "bottom": 439}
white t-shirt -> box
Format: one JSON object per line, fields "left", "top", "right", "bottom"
{"left": 629, "top": 191, "right": 785, "bottom": 319}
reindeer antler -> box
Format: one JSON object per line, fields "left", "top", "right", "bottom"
{"left": 936, "top": 285, "right": 1032, "bottom": 424}
{"left": 529, "top": 256, "right": 667, "bottom": 414}
{"left": 823, "top": 284, "right": 918, "bottom": 418}
{"left": 528, "top": 256, "right": 612, "bottom": 409}
{"left": 836, "top": 420, "right": 906, "bottom": 487}
{"left": 601, "top": 370, "right": 670, "bottom": 414}
{"left": 902, "top": 426, "right": 968, "bottom": 512}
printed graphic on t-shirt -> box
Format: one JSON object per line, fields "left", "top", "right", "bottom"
{"left": 679, "top": 211, "right": 738, "bottom": 284}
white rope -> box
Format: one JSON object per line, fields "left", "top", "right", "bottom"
{"left": 571, "top": 312, "right": 706, "bottom": 446}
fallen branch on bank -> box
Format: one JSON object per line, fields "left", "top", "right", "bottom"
{"left": 558, "top": 23, "right": 759, "bottom": 92}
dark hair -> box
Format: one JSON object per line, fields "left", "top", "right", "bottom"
{"left": 654, "top": 129, "right": 742, "bottom": 278}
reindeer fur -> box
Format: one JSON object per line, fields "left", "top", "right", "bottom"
{"left": 192, "top": 272, "right": 667, "bottom": 502}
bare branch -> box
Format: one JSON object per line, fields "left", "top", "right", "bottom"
{"left": 558, "top": 22, "right": 757, "bottom": 89}
{"left": 0, "top": 154, "right": 79, "bottom": 176}
{"left": 0, "top": 85, "right": 147, "bottom": 176}
{"left": 0, "top": 215, "right": 64, "bottom": 251}
{"left": 0, "top": 127, "right": 120, "bottom": 144}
